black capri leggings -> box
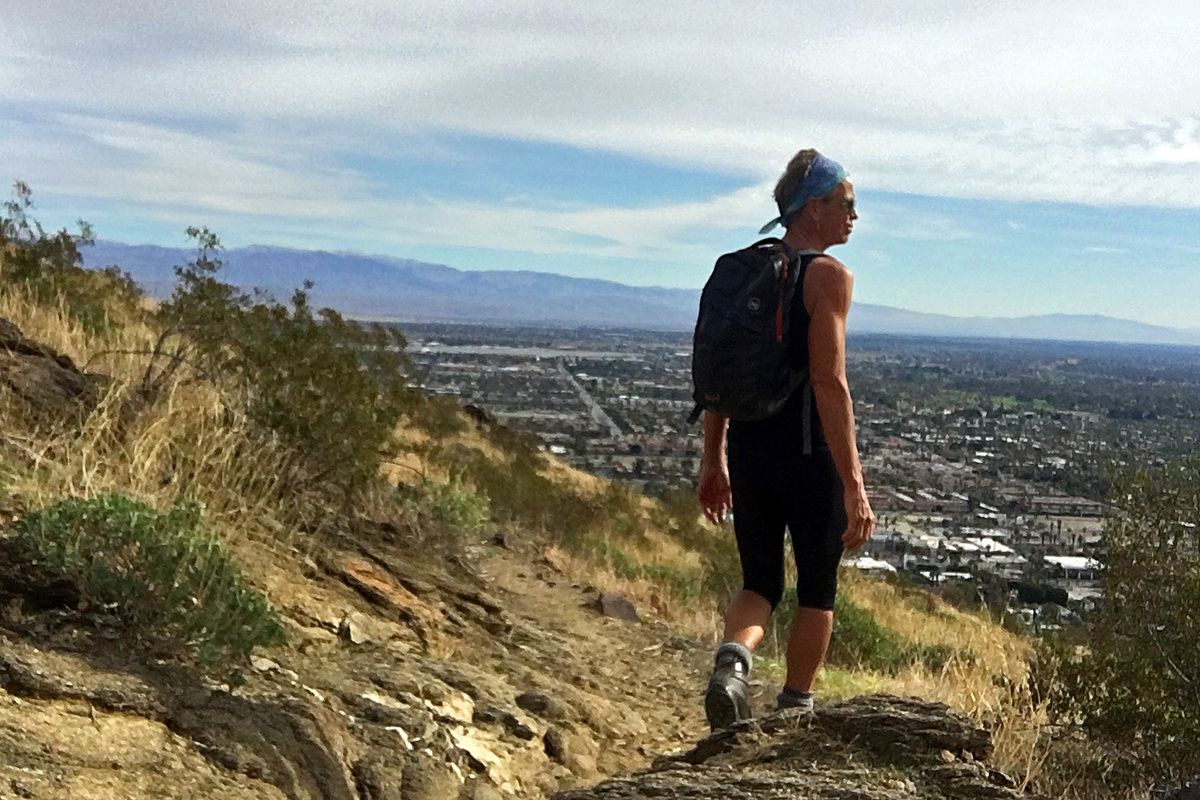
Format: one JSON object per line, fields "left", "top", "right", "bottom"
{"left": 726, "top": 440, "right": 846, "bottom": 611}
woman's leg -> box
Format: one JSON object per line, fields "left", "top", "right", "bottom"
{"left": 784, "top": 449, "right": 846, "bottom": 694}
{"left": 722, "top": 589, "right": 774, "bottom": 648}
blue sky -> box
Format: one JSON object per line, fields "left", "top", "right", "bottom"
{"left": 4, "top": 1, "right": 1200, "bottom": 328}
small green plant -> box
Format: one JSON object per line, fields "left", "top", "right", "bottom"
{"left": 407, "top": 478, "right": 492, "bottom": 537}
{"left": 434, "top": 440, "right": 602, "bottom": 548}
{"left": 14, "top": 494, "right": 285, "bottom": 669}
{"left": 579, "top": 535, "right": 703, "bottom": 602}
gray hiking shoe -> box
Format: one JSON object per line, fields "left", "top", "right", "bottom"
{"left": 776, "top": 687, "right": 814, "bottom": 713}
{"left": 705, "top": 642, "right": 753, "bottom": 730}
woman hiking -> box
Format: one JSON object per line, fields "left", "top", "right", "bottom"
{"left": 697, "top": 149, "right": 876, "bottom": 728}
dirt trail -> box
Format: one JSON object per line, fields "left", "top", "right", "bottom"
{"left": 475, "top": 543, "right": 710, "bottom": 765}
{"left": 0, "top": 524, "right": 721, "bottom": 799}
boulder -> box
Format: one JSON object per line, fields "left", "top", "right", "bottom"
{"left": 554, "top": 694, "right": 1033, "bottom": 800}
{"left": 0, "top": 318, "right": 101, "bottom": 420}
{"left": 591, "top": 592, "right": 638, "bottom": 622}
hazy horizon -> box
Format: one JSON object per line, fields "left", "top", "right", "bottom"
{"left": 82, "top": 239, "right": 1200, "bottom": 346}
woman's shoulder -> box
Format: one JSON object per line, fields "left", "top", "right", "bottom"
{"left": 800, "top": 255, "right": 853, "bottom": 316}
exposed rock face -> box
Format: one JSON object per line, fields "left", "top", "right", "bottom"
{"left": 592, "top": 592, "right": 638, "bottom": 622}
{"left": 0, "top": 526, "right": 714, "bottom": 799}
{"left": 554, "top": 695, "right": 1035, "bottom": 800}
{"left": 0, "top": 318, "right": 101, "bottom": 419}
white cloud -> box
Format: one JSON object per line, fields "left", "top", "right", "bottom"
{"left": 4, "top": 0, "right": 1200, "bottom": 264}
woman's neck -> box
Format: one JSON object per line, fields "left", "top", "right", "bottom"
{"left": 781, "top": 227, "right": 827, "bottom": 253}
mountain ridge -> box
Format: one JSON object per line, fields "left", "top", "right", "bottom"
{"left": 82, "top": 241, "right": 1200, "bottom": 346}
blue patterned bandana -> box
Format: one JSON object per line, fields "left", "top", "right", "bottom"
{"left": 758, "top": 153, "right": 848, "bottom": 235}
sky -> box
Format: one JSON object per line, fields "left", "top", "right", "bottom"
{"left": 3, "top": 1, "right": 1200, "bottom": 328}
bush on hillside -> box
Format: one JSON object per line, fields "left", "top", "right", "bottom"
{"left": 14, "top": 494, "right": 286, "bottom": 669}
{"left": 0, "top": 182, "right": 141, "bottom": 332}
{"left": 580, "top": 535, "right": 704, "bottom": 602}
{"left": 1048, "top": 457, "right": 1200, "bottom": 782}
{"left": 433, "top": 429, "right": 604, "bottom": 547}
{"left": 149, "top": 227, "right": 416, "bottom": 498}
{"left": 652, "top": 486, "right": 742, "bottom": 599}
{"left": 403, "top": 477, "right": 492, "bottom": 537}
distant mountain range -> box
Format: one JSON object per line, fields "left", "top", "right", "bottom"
{"left": 82, "top": 241, "right": 1200, "bottom": 346}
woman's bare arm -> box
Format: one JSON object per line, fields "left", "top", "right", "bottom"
{"left": 697, "top": 411, "right": 732, "bottom": 523}
{"left": 805, "top": 257, "right": 875, "bottom": 549}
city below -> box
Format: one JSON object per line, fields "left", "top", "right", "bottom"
{"left": 403, "top": 322, "right": 1200, "bottom": 635}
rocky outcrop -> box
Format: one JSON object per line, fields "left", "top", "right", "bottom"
{"left": 0, "top": 318, "right": 101, "bottom": 420}
{"left": 0, "top": 525, "right": 713, "bottom": 799}
{"left": 555, "top": 694, "right": 1035, "bottom": 800}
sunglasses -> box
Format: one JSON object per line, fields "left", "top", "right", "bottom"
{"left": 823, "top": 196, "right": 856, "bottom": 215}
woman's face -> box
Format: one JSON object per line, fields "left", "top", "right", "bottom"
{"left": 808, "top": 179, "right": 858, "bottom": 247}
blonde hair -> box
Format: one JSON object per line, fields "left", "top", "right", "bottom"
{"left": 772, "top": 148, "right": 819, "bottom": 220}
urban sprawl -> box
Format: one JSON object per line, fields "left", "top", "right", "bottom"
{"left": 405, "top": 323, "right": 1200, "bottom": 634}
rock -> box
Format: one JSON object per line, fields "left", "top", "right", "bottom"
{"left": 466, "top": 779, "right": 506, "bottom": 800}
{"left": 543, "top": 726, "right": 599, "bottom": 778}
{"left": 544, "top": 727, "right": 568, "bottom": 763}
{"left": 433, "top": 689, "right": 476, "bottom": 725}
{"left": 473, "top": 704, "right": 536, "bottom": 741}
{"left": 251, "top": 656, "right": 282, "bottom": 673}
{"left": 401, "top": 754, "right": 462, "bottom": 800}
{"left": 10, "top": 778, "right": 34, "bottom": 798}
{"left": 325, "top": 555, "right": 444, "bottom": 645}
{"left": 556, "top": 694, "right": 1031, "bottom": 800}
{"left": 352, "top": 757, "right": 403, "bottom": 800}
{"left": 0, "top": 318, "right": 102, "bottom": 421}
{"left": 591, "top": 592, "right": 639, "bottom": 622}
{"left": 343, "top": 691, "right": 428, "bottom": 733}
{"left": 337, "top": 611, "right": 399, "bottom": 646}
{"left": 515, "top": 691, "right": 571, "bottom": 722}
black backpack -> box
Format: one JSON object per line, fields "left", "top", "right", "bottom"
{"left": 688, "top": 238, "right": 818, "bottom": 424}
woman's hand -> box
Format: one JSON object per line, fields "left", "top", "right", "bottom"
{"left": 698, "top": 462, "right": 733, "bottom": 524}
{"left": 842, "top": 486, "right": 876, "bottom": 550}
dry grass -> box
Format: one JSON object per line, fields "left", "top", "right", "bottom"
{"left": 0, "top": 284, "right": 153, "bottom": 385}
{"left": 541, "top": 543, "right": 723, "bottom": 638}
{"left": 0, "top": 291, "right": 302, "bottom": 548}
{"left": 793, "top": 570, "right": 1059, "bottom": 791}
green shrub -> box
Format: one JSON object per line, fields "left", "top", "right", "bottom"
{"left": 435, "top": 441, "right": 601, "bottom": 548}
{"left": 650, "top": 486, "right": 742, "bottom": 599}
{"left": 149, "top": 227, "right": 416, "bottom": 498}
{"left": 1048, "top": 457, "right": 1200, "bottom": 783}
{"left": 825, "top": 592, "right": 916, "bottom": 673}
{"left": 577, "top": 535, "right": 703, "bottom": 603}
{"left": 0, "top": 182, "right": 142, "bottom": 332}
{"left": 406, "top": 478, "right": 492, "bottom": 537}
{"left": 408, "top": 394, "right": 468, "bottom": 438}
{"left": 14, "top": 494, "right": 285, "bottom": 669}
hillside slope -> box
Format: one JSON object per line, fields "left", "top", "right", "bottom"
{"left": 0, "top": 507, "right": 713, "bottom": 799}
{"left": 0, "top": 312, "right": 1049, "bottom": 800}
